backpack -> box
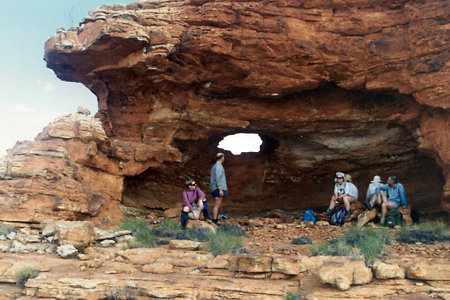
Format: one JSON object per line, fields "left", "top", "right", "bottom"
{"left": 302, "top": 209, "right": 316, "bottom": 223}
{"left": 330, "top": 207, "right": 346, "bottom": 226}
{"left": 386, "top": 208, "right": 402, "bottom": 227}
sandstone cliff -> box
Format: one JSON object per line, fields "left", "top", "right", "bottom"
{"left": 1, "top": 0, "right": 449, "bottom": 224}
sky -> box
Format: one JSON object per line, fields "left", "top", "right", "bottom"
{"left": 0, "top": 0, "right": 134, "bottom": 156}
{"left": 0, "top": 0, "right": 259, "bottom": 156}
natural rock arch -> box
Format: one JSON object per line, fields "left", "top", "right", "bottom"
{"left": 1, "top": 0, "right": 448, "bottom": 226}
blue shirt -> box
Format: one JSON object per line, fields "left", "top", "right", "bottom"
{"left": 210, "top": 161, "right": 227, "bottom": 192}
{"left": 375, "top": 183, "right": 407, "bottom": 208}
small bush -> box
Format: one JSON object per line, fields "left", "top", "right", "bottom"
{"left": 207, "top": 230, "right": 245, "bottom": 256}
{"left": 152, "top": 219, "right": 181, "bottom": 238}
{"left": 310, "top": 226, "right": 390, "bottom": 264}
{"left": 286, "top": 291, "right": 301, "bottom": 300}
{"left": 397, "top": 221, "right": 449, "bottom": 245}
{"left": 15, "top": 266, "right": 39, "bottom": 286}
{"left": 292, "top": 237, "right": 312, "bottom": 245}
{"left": 119, "top": 219, "right": 156, "bottom": 248}
{"left": 310, "top": 241, "right": 330, "bottom": 256}
{"left": 216, "top": 223, "right": 246, "bottom": 237}
{"left": 0, "top": 224, "right": 14, "bottom": 236}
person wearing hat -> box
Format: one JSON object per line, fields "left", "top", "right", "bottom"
{"left": 180, "top": 179, "right": 212, "bottom": 229}
{"left": 210, "top": 153, "right": 227, "bottom": 225}
{"left": 344, "top": 174, "right": 359, "bottom": 201}
{"left": 325, "top": 172, "right": 356, "bottom": 218}
{"left": 365, "top": 175, "right": 383, "bottom": 210}
{"left": 375, "top": 176, "right": 408, "bottom": 226}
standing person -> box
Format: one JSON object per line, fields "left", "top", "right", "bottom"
{"left": 180, "top": 179, "right": 211, "bottom": 229}
{"left": 325, "top": 172, "right": 356, "bottom": 218}
{"left": 375, "top": 176, "right": 407, "bottom": 226}
{"left": 365, "top": 175, "right": 383, "bottom": 210}
{"left": 210, "top": 153, "right": 227, "bottom": 225}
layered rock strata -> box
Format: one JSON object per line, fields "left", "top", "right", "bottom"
{"left": 1, "top": 0, "right": 449, "bottom": 223}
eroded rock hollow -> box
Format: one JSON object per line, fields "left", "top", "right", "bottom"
{"left": 1, "top": 0, "right": 449, "bottom": 225}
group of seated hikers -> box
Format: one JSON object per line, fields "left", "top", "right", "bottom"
{"left": 325, "top": 172, "right": 408, "bottom": 226}
{"left": 180, "top": 160, "right": 408, "bottom": 229}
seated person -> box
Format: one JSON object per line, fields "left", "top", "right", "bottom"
{"left": 180, "top": 179, "right": 212, "bottom": 229}
{"left": 365, "top": 175, "right": 383, "bottom": 210}
{"left": 375, "top": 176, "right": 408, "bottom": 226}
{"left": 325, "top": 172, "right": 356, "bottom": 218}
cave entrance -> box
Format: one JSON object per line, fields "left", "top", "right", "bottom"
{"left": 121, "top": 86, "right": 446, "bottom": 218}
{"left": 218, "top": 133, "right": 263, "bottom": 155}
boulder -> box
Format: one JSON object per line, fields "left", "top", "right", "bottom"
{"left": 54, "top": 220, "right": 94, "bottom": 247}
{"left": 272, "top": 257, "right": 305, "bottom": 275}
{"left": 315, "top": 221, "right": 330, "bottom": 227}
{"left": 56, "top": 244, "right": 78, "bottom": 258}
{"left": 406, "top": 262, "right": 450, "bottom": 281}
{"left": 335, "top": 275, "right": 351, "bottom": 291}
{"left": 100, "top": 239, "right": 116, "bottom": 247}
{"left": 318, "top": 260, "right": 372, "bottom": 289}
{"left": 164, "top": 208, "right": 181, "bottom": 219}
{"left": 237, "top": 255, "right": 272, "bottom": 273}
{"left": 185, "top": 220, "right": 216, "bottom": 230}
{"left": 373, "top": 261, "right": 405, "bottom": 279}
{"left": 356, "top": 209, "right": 377, "bottom": 227}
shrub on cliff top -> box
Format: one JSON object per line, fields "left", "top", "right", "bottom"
{"left": 207, "top": 229, "right": 245, "bottom": 256}
{"left": 397, "top": 221, "right": 449, "bottom": 245}
{"left": 0, "top": 224, "right": 14, "bottom": 236}
{"left": 15, "top": 266, "right": 39, "bottom": 287}
{"left": 119, "top": 218, "right": 156, "bottom": 248}
{"left": 152, "top": 218, "right": 180, "bottom": 238}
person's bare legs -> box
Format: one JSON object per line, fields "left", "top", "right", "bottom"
{"left": 343, "top": 196, "right": 352, "bottom": 210}
{"left": 329, "top": 195, "right": 338, "bottom": 208}
{"left": 379, "top": 191, "right": 391, "bottom": 225}
{"left": 213, "top": 197, "right": 222, "bottom": 220}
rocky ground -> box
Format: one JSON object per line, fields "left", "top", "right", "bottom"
{"left": 0, "top": 213, "right": 448, "bottom": 300}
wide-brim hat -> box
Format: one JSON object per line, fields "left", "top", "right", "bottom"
{"left": 371, "top": 175, "right": 382, "bottom": 183}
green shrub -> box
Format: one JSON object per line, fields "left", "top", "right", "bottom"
{"left": 216, "top": 223, "right": 246, "bottom": 237}
{"left": 310, "top": 241, "right": 330, "bottom": 256}
{"left": 310, "top": 226, "right": 391, "bottom": 264}
{"left": 119, "top": 219, "right": 156, "bottom": 248}
{"left": 152, "top": 218, "right": 180, "bottom": 238}
{"left": 15, "top": 266, "right": 39, "bottom": 286}
{"left": 286, "top": 291, "right": 301, "bottom": 300}
{"left": 207, "top": 230, "right": 245, "bottom": 256}
{"left": 0, "top": 224, "right": 14, "bottom": 236}
{"left": 417, "top": 221, "right": 447, "bottom": 238}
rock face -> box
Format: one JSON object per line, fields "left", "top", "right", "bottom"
{"left": 1, "top": 0, "right": 449, "bottom": 223}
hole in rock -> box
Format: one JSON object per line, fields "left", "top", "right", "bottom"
{"left": 121, "top": 86, "right": 445, "bottom": 219}
{"left": 218, "top": 133, "right": 263, "bottom": 155}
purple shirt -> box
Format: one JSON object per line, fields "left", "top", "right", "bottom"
{"left": 182, "top": 187, "right": 205, "bottom": 211}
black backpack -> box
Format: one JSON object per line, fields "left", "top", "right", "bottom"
{"left": 386, "top": 208, "right": 402, "bottom": 227}
{"left": 330, "top": 207, "right": 346, "bottom": 226}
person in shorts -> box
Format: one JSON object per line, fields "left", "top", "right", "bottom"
{"left": 375, "top": 176, "right": 408, "bottom": 226}
{"left": 210, "top": 153, "right": 227, "bottom": 225}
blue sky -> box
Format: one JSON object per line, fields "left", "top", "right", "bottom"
{"left": 0, "top": 0, "right": 133, "bottom": 155}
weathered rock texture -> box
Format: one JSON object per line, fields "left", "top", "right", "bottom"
{"left": 1, "top": 0, "right": 449, "bottom": 223}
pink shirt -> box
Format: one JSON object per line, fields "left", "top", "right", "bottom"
{"left": 182, "top": 187, "right": 205, "bottom": 211}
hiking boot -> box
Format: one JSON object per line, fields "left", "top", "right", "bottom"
{"left": 344, "top": 211, "right": 352, "bottom": 219}
{"left": 324, "top": 208, "right": 333, "bottom": 215}
{"left": 212, "top": 219, "right": 221, "bottom": 226}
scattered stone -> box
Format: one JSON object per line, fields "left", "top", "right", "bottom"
{"left": 100, "top": 239, "right": 116, "bottom": 247}
{"left": 169, "top": 240, "right": 202, "bottom": 251}
{"left": 78, "top": 254, "right": 89, "bottom": 261}
{"left": 315, "top": 221, "right": 330, "bottom": 226}
{"left": 6, "top": 232, "right": 16, "bottom": 240}
{"left": 116, "top": 234, "right": 135, "bottom": 243}
{"left": 42, "top": 223, "right": 57, "bottom": 237}
{"left": 10, "top": 240, "right": 27, "bottom": 253}
{"left": 0, "top": 241, "right": 10, "bottom": 252}
{"left": 0, "top": 235, "right": 6, "bottom": 241}
{"left": 291, "top": 237, "right": 312, "bottom": 245}
{"left": 96, "top": 229, "right": 132, "bottom": 241}
{"left": 56, "top": 244, "right": 78, "bottom": 258}
{"left": 142, "top": 262, "right": 174, "bottom": 274}
{"left": 300, "top": 221, "right": 315, "bottom": 227}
